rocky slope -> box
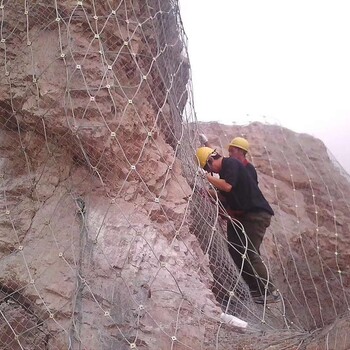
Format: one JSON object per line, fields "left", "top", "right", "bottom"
{"left": 1, "top": 1, "right": 350, "bottom": 349}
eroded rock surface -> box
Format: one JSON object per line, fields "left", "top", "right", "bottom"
{"left": 1, "top": 1, "right": 350, "bottom": 349}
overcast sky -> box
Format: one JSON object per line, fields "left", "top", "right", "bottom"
{"left": 179, "top": 0, "right": 350, "bottom": 174}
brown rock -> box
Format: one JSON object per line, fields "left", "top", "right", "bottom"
{"left": 1, "top": 1, "right": 350, "bottom": 349}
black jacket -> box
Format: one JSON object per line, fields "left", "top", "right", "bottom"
{"left": 219, "top": 157, "right": 274, "bottom": 215}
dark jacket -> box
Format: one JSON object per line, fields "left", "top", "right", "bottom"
{"left": 242, "top": 159, "right": 258, "bottom": 184}
{"left": 219, "top": 157, "right": 274, "bottom": 215}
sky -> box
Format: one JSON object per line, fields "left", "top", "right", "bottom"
{"left": 179, "top": 0, "right": 350, "bottom": 174}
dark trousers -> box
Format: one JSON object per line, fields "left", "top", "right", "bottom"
{"left": 227, "top": 211, "right": 274, "bottom": 294}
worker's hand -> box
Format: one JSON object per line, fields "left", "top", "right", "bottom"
{"left": 199, "top": 133, "right": 208, "bottom": 145}
{"left": 197, "top": 168, "right": 207, "bottom": 179}
{"left": 206, "top": 173, "right": 214, "bottom": 182}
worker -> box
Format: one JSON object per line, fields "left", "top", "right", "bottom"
{"left": 195, "top": 146, "right": 280, "bottom": 304}
{"left": 199, "top": 134, "right": 257, "bottom": 183}
{"left": 227, "top": 137, "right": 258, "bottom": 183}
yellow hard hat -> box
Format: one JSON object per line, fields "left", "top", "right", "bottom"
{"left": 195, "top": 147, "right": 215, "bottom": 168}
{"left": 228, "top": 137, "right": 249, "bottom": 152}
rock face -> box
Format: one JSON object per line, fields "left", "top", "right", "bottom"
{"left": 1, "top": 1, "right": 350, "bottom": 350}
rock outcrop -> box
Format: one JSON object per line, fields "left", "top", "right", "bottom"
{"left": 1, "top": 1, "right": 350, "bottom": 350}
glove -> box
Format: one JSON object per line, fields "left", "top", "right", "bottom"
{"left": 199, "top": 133, "right": 208, "bottom": 145}
{"left": 197, "top": 167, "right": 207, "bottom": 179}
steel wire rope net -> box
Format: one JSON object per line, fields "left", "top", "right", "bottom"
{"left": 1, "top": 1, "right": 350, "bottom": 350}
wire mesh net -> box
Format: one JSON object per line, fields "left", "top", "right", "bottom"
{"left": 1, "top": 1, "right": 350, "bottom": 349}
